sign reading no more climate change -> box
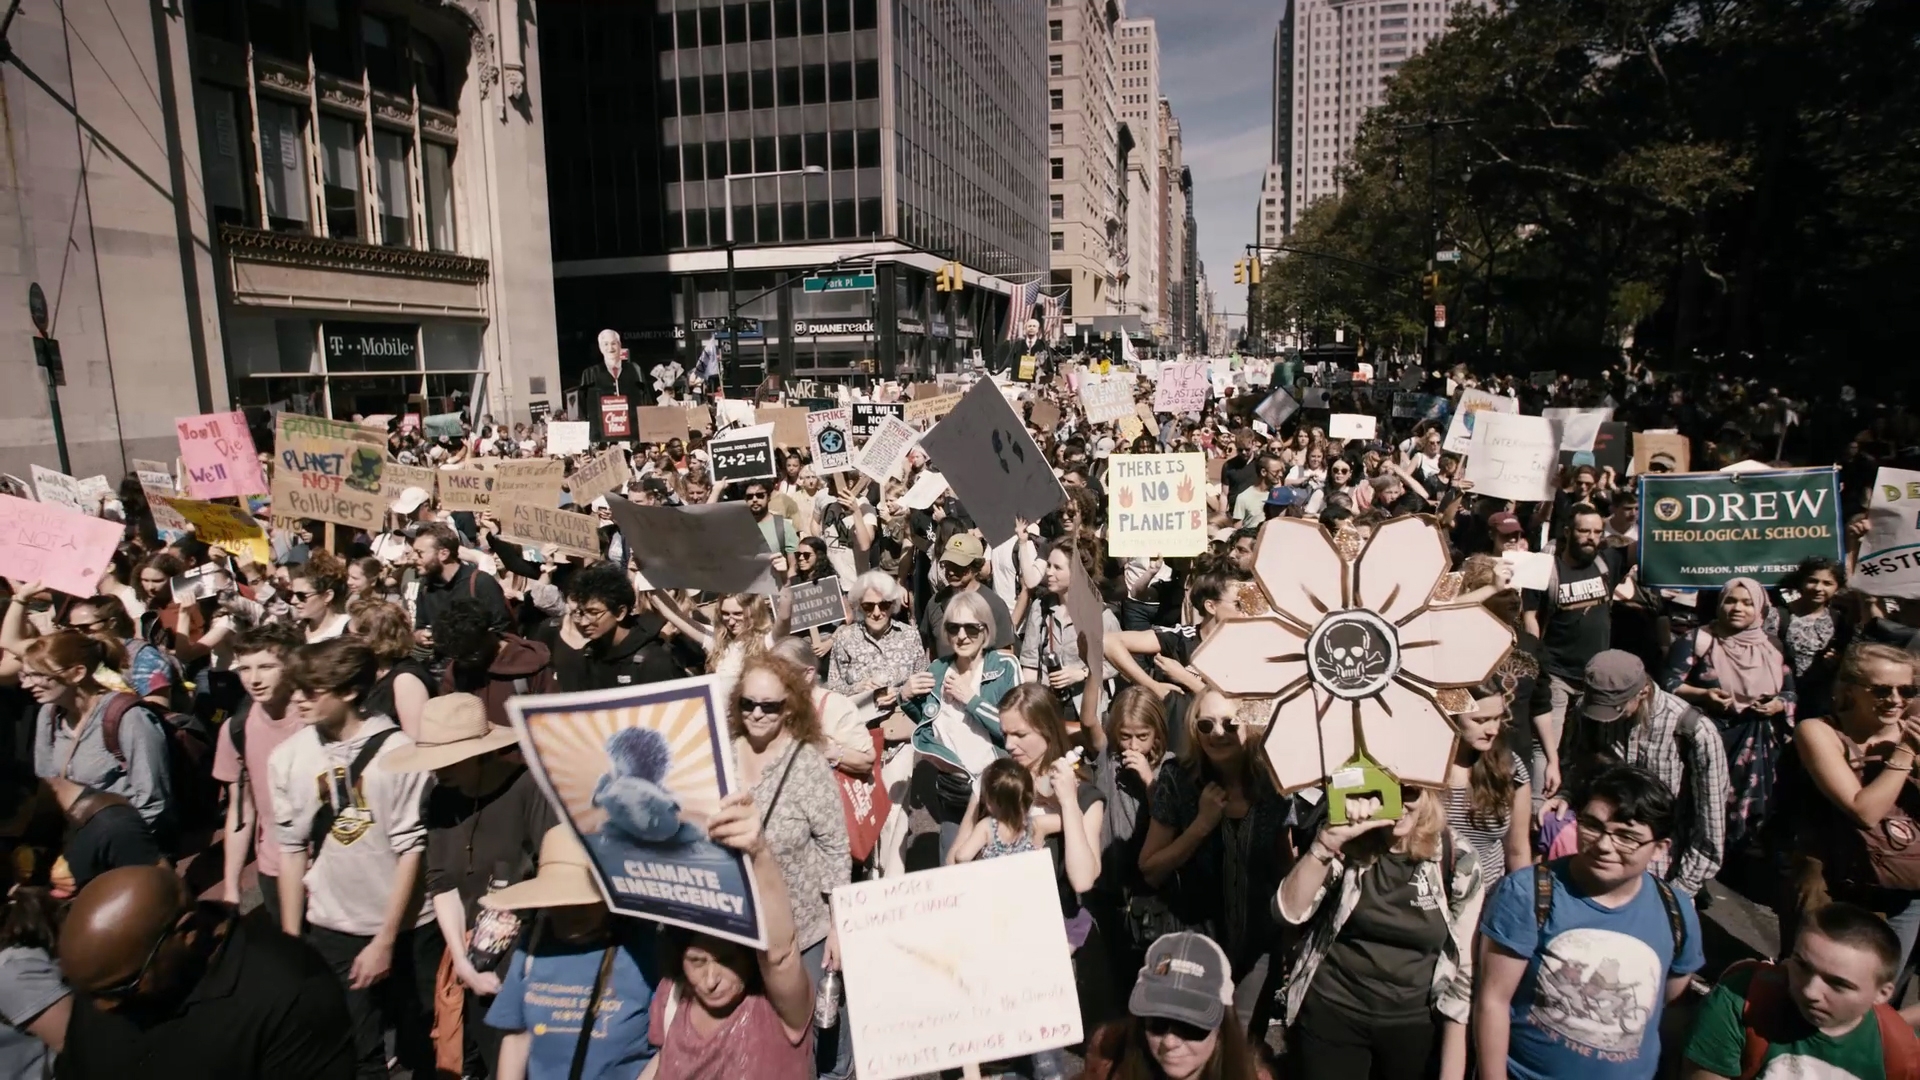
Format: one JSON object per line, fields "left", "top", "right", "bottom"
{"left": 1637, "top": 467, "right": 1842, "bottom": 589}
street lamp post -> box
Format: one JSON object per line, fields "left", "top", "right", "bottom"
{"left": 722, "top": 166, "right": 825, "bottom": 396}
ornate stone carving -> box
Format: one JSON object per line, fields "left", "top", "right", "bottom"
{"left": 256, "top": 59, "right": 309, "bottom": 97}
{"left": 438, "top": 0, "right": 498, "bottom": 100}
{"left": 420, "top": 107, "right": 458, "bottom": 138}
{"left": 221, "top": 224, "right": 489, "bottom": 285}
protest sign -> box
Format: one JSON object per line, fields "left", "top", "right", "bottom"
{"left": 1542, "top": 407, "right": 1614, "bottom": 453}
{"left": 713, "top": 399, "right": 756, "bottom": 431}
{"left": 30, "top": 465, "right": 89, "bottom": 513}
{"left": 1502, "top": 550, "right": 1554, "bottom": 591}
{"left": 1638, "top": 467, "right": 1841, "bottom": 589}
{"left": 545, "top": 421, "right": 590, "bottom": 456}
{"left": 684, "top": 405, "right": 714, "bottom": 435}
{"left": 168, "top": 497, "right": 272, "bottom": 564}
{"left": 271, "top": 415, "right": 387, "bottom": 530}
{"left": 834, "top": 849, "right": 1079, "bottom": 1080}
{"left": 636, "top": 406, "right": 690, "bottom": 445}
{"left": 850, "top": 402, "right": 904, "bottom": 439}
{"left": 1465, "top": 412, "right": 1560, "bottom": 502}
{"left": 599, "top": 396, "right": 632, "bottom": 440}
{"left": 1152, "top": 362, "right": 1208, "bottom": 414}
{"left": 902, "top": 393, "right": 962, "bottom": 427}
{"left": 169, "top": 563, "right": 235, "bottom": 605}
{"left": 568, "top": 449, "right": 631, "bottom": 505}
{"left": 807, "top": 408, "right": 854, "bottom": 474}
{"left": 1591, "top": 421, "right": 1630, "bottom": 476}
{"left": 507, "top": 677, "right": 767, "bottom": 949}
{"left": 856, "top": 417, "right": 918, "bottom": 484}
{"left": 1079, "top": 372, "right": 1136, "bottom": 424}
{"left": 1300, "top": 387, "right": 1331, "bottom": 409}
{"left": 759, "top": 406, "right": 811, "bottom": 448}
{"left": 1442, "top": 389, "right": 1519, "bottom": 455}
{"left": 898, "top": 470, "right": 950, "bottom": 511}
{"left": 1392, "top": 393, "right": 1447, "bottom": 421}
{"left": 1106, "top": 454, "right": 1206, "bottom": 558}
{"left": 920, "top": 380, "right": 1065, "bottom": 546}
{"left": 129, "top": 458, "right": 173, "bottom": 478}
{"left": 1632, "top": 431, "right": 1691, "bottom": 475}
{"left": 0, "top": 495, "right": 125, "bottom": 597}
{"left": 500, "top": 502, "right": 599, "bottom": 559}
{"left": 424, "top": 412, "right": 465, "bottom": 439}
{"left": 789, "top": 575, "right": 846, "bottom": 633}
{"left": 605, "top": 500, "right": 777, "bottom": 595}
{"left": 492, "top": 459, "right": 565, "bottom": 508}
{"left": 380, "top": 463, "right": 439, "bottom": 503}
{"left": 1859, "top": 467, "right": 1920, "bottom": 598}
{"left": 1028, "top": 398, "right": 1062, "bottom": 432}
{"left": 75, "top": 476, "right": 113, "bottom": 506}
{"left": 138, "top": 471, "right": 190, "bottom": 540}
{"left": 1329, "top": 413, "right": 1377, "bottom": 441}
{"left": 1255, "top": 389, "right": 1299, "bottom": 431}
{"left": 176, "top": 411, "right": 267, "bottom": 499}
{"left": 709, "top": 425, "right": 778, "bottom": 484}
{"left": 437, "top": 465, "right": 495, "bottom": 512}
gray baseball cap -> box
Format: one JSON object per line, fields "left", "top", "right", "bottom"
{"left": 1581, "top": 650, "right": 1649, "bottom": 722}
{"left": 1128, "top": 932, "right": 1232, "bottom": 1031}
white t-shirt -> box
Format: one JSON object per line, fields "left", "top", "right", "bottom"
{"left": 933, "top": 699, "right": 1000, "bottom": 783}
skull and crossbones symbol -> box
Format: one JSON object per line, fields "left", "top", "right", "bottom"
{"left": 1308, "top": 612, "right": 1398, "bottom": 698}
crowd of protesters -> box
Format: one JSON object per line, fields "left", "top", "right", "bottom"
{"left": 0, "top": 344, "right": 1918, "bottom": 1080}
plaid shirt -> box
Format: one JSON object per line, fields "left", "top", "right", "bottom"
{"left": 1626, "top": 688, "right": 1729, "bottom": 894}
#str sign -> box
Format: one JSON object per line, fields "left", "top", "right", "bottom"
{"left": 1106, "top": 453, "right": 1207, "bottom": 558}
{"left": 1638, "top": 467, "right": 1842, "bottom": 589}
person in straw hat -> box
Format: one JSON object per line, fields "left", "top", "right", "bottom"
{"left": 377, "top": 693, "right": 553, "bottom": 1079}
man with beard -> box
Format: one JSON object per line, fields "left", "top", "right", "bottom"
{"left": 57, "top": 866, "right": 353, "bottom": 1079}
{"left": 1524, "top": 505, "right": 1636, "bottom": 774}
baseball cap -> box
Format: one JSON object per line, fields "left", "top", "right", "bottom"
{"left": 939, "top": 533, "right": 985, "bottom": 567}
{"left": 1264, "top": 486, "right": 1297, "bottom": 507}
{"left": 1581, "top": 650, "right": 1648, "bottom": 722}
{"left": 390, "top": 485, "right": 431, "bottom": 514}
{"left": 1488, "top": 511, "right": 1523, "bottom": 537}
{"left": 1129, "top": 932, "right": 1232, "bottom": 1031}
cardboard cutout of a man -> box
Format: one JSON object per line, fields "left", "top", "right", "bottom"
{"left": 579, "top": 328, "right": 649, "bottom": 442}
{"left": 999, "top": 317, "right": 1052, "bottom": 383}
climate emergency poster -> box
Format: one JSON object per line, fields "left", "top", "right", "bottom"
{"left": 1637, "top": 467, "right": 1842, "bottom": 589}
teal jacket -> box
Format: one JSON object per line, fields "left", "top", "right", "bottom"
{"left": 905, "top": 652, "right": 1022, "bottom": 773}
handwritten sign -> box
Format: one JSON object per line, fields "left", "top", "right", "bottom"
{"left": 902, "top": 393, "right": 962, "bottom": 427}
{"left": 920, "top": 380, "right": 1065, "bottom": 546}
{"left": 788, "top": 575, "right": 846, "bottom": 633}
{"left": 834, "top": 850, "right": 1081, "bottom": 1080}
{"left": 1329, "top": 413, "right": 1378, "bottom": 441}
{"left": 1859, "top": 467, "right": 1920, "bottom": 599}
{"left": 175, "top": 411, "right": 267, "bottom": 499}
{"left": 710, "top": 426, "right": 778, "bottom": 484}
{"left": 437, "top": 464, "right": 495, "bottom": 512}
{"left": 1632, "top": 431, "right": 1691, "bottom": 475}
{"left": 807, "top": 408, "right": 854, "bottom": 474}
{"left": 0, "top": 495, "right": 126, "bottom": 598}
{"left": 381, "top": 462, "right": 439, "bottom": 503}
{"left": 1079, "top": 372, "right": 1136, "bottom": 424}
{"left": 168, "top": 497, "right": 272, "bottom": 564}
{"left": 636, "top": 406, "right": 690, "bottom": 445}
{"left": 138, "top": 471, "right": 190, "bottom": 540}
{"left": 493, "top": 459, "right": 565, "bottom": 507}
{"left": 271, "top": 415, "right": 387, "bottom": 530}
{"left": 1442, "top": 389, "right": 1519, "bottom": 455}
{"left": 856, "top": 417, "right": 918, "bottom": 484}
{"left": 1153, "top": 361, "right": 1209, "bottom": 414}
{"left": 1465, "top": 412, "right": 1559, "bottom": 502}
{"left": 546, "top": 421, "right": 590, "bottom": 457}
{"left": 30, "top": 466, "right": 89, "bottom": 514}
{"left": 568, "top": 449, "right": 631, "bottom": 505}
{"left": 1107, "top": 454, "right": 1208, "bottom": 558}
{"left": 500, "top": 502, "right": 599, "bottom": 559}
{"left": 129, "top": 459, "right": 173, "bottom": 478}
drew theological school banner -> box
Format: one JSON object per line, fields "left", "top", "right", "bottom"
{"left": 1637, "top": 468, "right": 1842, "bottom": 589}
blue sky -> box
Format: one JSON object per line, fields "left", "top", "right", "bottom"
{"left": 1128, "top": 0, "right": 1279, "bottom": 324}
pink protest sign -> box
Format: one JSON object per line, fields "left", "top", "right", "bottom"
{"left": 175, "top": 411, "right": 267, "bottom": 499}
{"left": 0, "top": 494, "right": 125, "bottom": 598}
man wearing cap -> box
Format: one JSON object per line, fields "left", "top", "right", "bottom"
{"left": 1545, "top": 649, "right": 1728, "bottom": 895}
{"left": 1487, "top": 510, "right": 1529, "bottom": 554}
{"left": 1262, "top": 485, "right": 1300, "bottom": 521}
{"left": 920, "top": 533, "right": 1016, "bottom": 656}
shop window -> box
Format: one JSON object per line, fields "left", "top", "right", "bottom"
{"left": 424, "top": 142, "right": 456, "bottom": 252}
{"left": 318, "top": 116, "right": 364, "bottom": 240}
{"left": 372, "top": 129, "right": 412, "bottom": 247}
{"left": 258, "top": 99, "right": 311, "bottom": 232}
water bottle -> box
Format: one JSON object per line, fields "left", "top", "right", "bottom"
{"left": 814, "top": 969, "right": 840, "bottom": 1029}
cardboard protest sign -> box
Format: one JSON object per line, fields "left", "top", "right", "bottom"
{"left": 499, "top": 502, "right": 600, "bottom": 559}
{"left": 130, "top": 459, "right": 173, "bottom": 478}
{"left": 834, "top": 849, "right": 1079, "bottom": 1080}
{"left": 568, "top": 449, "right": 631, "bottom": 505}
{"left": 271, "top": 415, "right": 387, "bottom": 531}
{"left": 30, "top": 466, "right": 89, "bottom": 513}
{"left": 604, "top": 499, "right": 777, "bottom": 595}
{"left": 684, "top": 405, "right": 714, "bottom": 435}
{"left": 507, "top": 677, "right": 767, "bottom": 948}
{"left": 1502, "top": 550, "right": 1554, "bottom": 591}
{"left": 1638, "top": 467, "right": 1841, "bottom": 589}
{"left": 1027, "top": 398, "right": 1062, "bottom": 432}
{"left": 1542, "top": 407, "right": 1614, "bottom": 453}
{"left": 492, "top": 459, "right": 565, "bottom": 507}
{"left": 168, "top": 497, "right": 272, "bottom": 564}
{"left": 788, "top": 574, "right": 847, "bottom": 633}
{"left": 1442, "top": 389, "right": 1519, "bottom": 455}
{"left": 545, "top": 421, "right": 590, "bottom": 456}
{"left": 1632, "top": 431, "right": 1691, "bottom": 475}
{"left": 1256, "top": 389, "right": 1299, "bottom": 431}
{"left": 636, "top": 406, "right": 690, "bottom": 445}
{"left": 709, "top": 425, "right": 778, "bottom": 484}
{"left": 1591, "top": 421, "right": 1630, "bottom": 476}
{"left": 175, "top": 411, "right": 268, "bottom": 499}
{"left": 1144, "top": 361, "right": 1205, "bottom": 411}
{"left": 898, "top": 471, "right": 950, "bottom": 511}
{"left": 0, "top": 494, "right": 126, "bottom": 597}
{"left": 1329, "top": 413, "right": 1377, "bottom": 441}
{"left": 138, "top": 471, "right": 190, "bottom": 540}
{"left": 1107, "top": 454, "right": 1208, "bottom": 558}
{"left": 1079, "top": 372, "right": 1136, "bottom": 424}
{"left": 1464, "top": 412, "right": 1559, "bottom": 503}
{"left": 919, "top": 381, "right": 1065, "bottom": 546}
{"left": 902, "top": 393, "right": 961, "bottom": 427}
{"left": 381, "top": 462, "right": 439, "bottom": 502}
{"left": 856, "top": 417, "right": 918, "bottom": 484}
{"left": 1859, "top": 467, "right": 1920, "bottom": 598}
{"left": 437, "top": 465, "right": 495, "bottom": 512}
{"left": 758, "top": 406, "right": 810, "bottom": 448}
{"left": 1392, "top": 393, "right": 1447, "bottom": 422}
{"left": 849, "top": 402, "right": 903, "bottom": 439}
{"left": 807, "top": 408, "right": 854, "bottom": 474}
{"left": 75, "top": 476, "right": 114, "bottom": 507}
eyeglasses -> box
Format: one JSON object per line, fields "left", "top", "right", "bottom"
{"left": 860, "top": 601, "right": 893, "bottom": 613}
{"left": 1860, "top": 683, "right": 1920, "bottom": 702}
{"left": 91, "top": 920, "right": 179, "bottom": 1000}
{"left": 18, "top": 670, "right": 60, "bottom": 685}
{"left": 63, "top": 619, "right": 101, "bottom": 633}
{"left": 1574, "top": 815, "right": 1659, "bottom": 854}
{"left": 740, "top": 698, "right": 787, "bottom": 717}
{"left": 944, "top": 621, "right": 987, "bottom": 640}
{"left": 1195, "top": 718, "right": 1240, "bottom": 736}
{"left": 572, "top": 606, "right": 615, "bottom": 621}
{"left": 1143, "top": 1016, "right": 1213, "bottom": 1041}
{"left": 286, "top": 590, "right": 317, "bottom": 602}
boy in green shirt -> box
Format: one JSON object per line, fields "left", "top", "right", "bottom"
{"left": 1684, "top": 902, "right": 1919, "bottom": 1079}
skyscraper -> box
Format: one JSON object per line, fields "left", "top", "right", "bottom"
{"left": 1046, "top": 0, "right": 1125, "bottom": 331}
{"left": 1260, "top": 4, "right": 1295, "bottom": 244}
{"left": 1116, "top": 17, "right": 1162, "bottom": 336}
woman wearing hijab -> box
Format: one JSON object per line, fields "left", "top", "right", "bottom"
{"left": 1661, "top": 577, "right": 1796, "bottom": 857}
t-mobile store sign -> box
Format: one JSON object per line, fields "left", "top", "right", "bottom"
{"left": 324, "top": 322, "right": 418, "bottom": 367}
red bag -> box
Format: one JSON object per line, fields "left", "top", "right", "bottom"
{"left": 836, "top": 728, "right": 891, "bottom": 863}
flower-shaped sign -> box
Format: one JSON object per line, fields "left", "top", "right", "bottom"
{"left": 1190, "top": 516, "right": 1514, "bottom": 793}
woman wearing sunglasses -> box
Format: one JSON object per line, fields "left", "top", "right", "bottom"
{"left": 824, "top": 571, "right": 927, "bottom": 721}
{"left": 1136, "top": 690, "right": 1295, "bottom": 1034}
{"left": 902, "top": 590, "right": 1022, "bottom": 866}
{"left": 1078, "top": 931, "right": 1271, "bottom": 1080}
{"left": 288, "top": 554, "right": 352, "bottom": 643}
{"left": 1779, "top": 642, "right": 1920, "bottom": 972}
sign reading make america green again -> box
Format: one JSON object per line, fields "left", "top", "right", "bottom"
{"left": 1638, "top": 468, "right": 1842, "bottom": 589}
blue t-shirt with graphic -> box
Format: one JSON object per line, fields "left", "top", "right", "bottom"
{"left": 486, "top": 925, "right": 660, "bottom": 1080}
{"left": 1480, "top": 859, "right": 1704, "bottom": 1080}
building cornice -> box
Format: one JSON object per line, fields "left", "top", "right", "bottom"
{"left": 221, "top": 225, "right": 490, "bottom": 285}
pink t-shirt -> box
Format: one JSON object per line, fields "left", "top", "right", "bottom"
{"left": 211, "top": 703, "right": 306, "bottom": 878}
{"left": 646, "top": 985, "right": 812, "bottom": 1080}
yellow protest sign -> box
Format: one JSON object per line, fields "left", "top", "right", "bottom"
{"left": 1106, "top": 453, "right": 1207, "bottom": 558}
{"left": 169, "top": 497, "right": 273, "bottom": 564}
{"left": 271, "top": 415, "right": 387, "bottom": 531}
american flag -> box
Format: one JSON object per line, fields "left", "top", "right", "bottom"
{"left": 1038, "top": 292, "right": 1064, "bottom": 342}
{"left": 1003, "top": 279, "right": 1041, "bottom": 340}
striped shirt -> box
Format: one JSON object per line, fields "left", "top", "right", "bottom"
{"left": 1445, "top": 752, "right": 1530, "bottom": 885}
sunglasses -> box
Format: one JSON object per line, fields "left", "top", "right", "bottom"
{"left": 1144, "top": 1016, "right": 1212, "bottom": 1041}
{"left": 860, "top": 601, "right": 892, "bottom": 613}
{"left": 741, "top": 697, "right": 787, "bottom": 716}
{"left": 286, "top": 590, "right": 317, "bottom": 602}
{"left": 92, "top": 920, "right": 179, "bottom": 1000}
{"left": 1195, "top": 718, "right": 1239, "bottom": 736}
{"left": 1861, "top": 683, "right": 1920, "bottom": 702}
{"left": 944, "top": 621, "right": 987, "bottom": 640}
{"left": 795, "top": 551, "right": 816, "bottom": 559}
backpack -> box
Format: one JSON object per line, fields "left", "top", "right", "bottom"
{"left": 306, "top": 727, "right": 402, "bottom": 852}
{"left": 1533, "top": 858, "right": 1686, "bottom": 957}
{"left": 98, "top": 692, "right": 222, "bottom": 842}
{"left": 1722, "top": 958, "right": 1920, "bottom": 1080}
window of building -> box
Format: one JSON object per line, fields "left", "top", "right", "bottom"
{"left": 774, "top": 0, "right": 799, "bottom": 36}
{"left": 307, "top": 0, "right": 353, "bottom": 76}
{"left": 855, "top": 60, "right": 879, "bottom": 99}
{"left": 372, "top": 128, "right": 411, "bottom": 246}
{"left": 1049, "top": 88, "right": 1063, "bottom": 110}
{"left": 1050, "top": 194, "right": 1064, "bottom": 219}
{"left": 363, "top": 14, "right": 406, "bottom": 93}
{"left": 1048, "top": 19, "right": 1063, "bottom": 41}
{"left": 801, "top": 0, "right": 824, "bottom": 35}
{"left": 1051, "top": 156, "right": 1064, "bottom": 180}
{"left": 424, "top": 142, "right": 455, "bottom": 252}
{"left": 803, "top": 63, "right": 827, "bottom": 104}
{"left": 1049, "top": 53, "right": 1063, "bottom": 76}
{"left": 829, "top": 61, "right": 853, "bottom": 101}
{"left": 1049, "top": 124, "right": 1063, "bottom": 145}
{"left": 1051, "top": 231, "right": 1065, "bottom": 251}
{"left": 317, "top": 115, "right": 363, "bottom": 240}
{"left": 257, "top": 98, "right": 309, "bottom": 232}
{"left": 195, "top": 83, "right": 252, "bottom": 226}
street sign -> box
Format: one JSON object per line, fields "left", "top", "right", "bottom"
{"left": 28, "top": 283, "right": 48, "bottom": 335}
{"left": 33, "top": 336, "right": 63, "bottom": 386}
{"left": 1436, "top": 249, "right": 1463, "bottom": 263}
{"left": 803, "top": 272, "right": 876, "bottom": 293}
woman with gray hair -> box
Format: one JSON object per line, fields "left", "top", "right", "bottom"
{"left": 825, "top": 569, "right": 926, "bottom": 720}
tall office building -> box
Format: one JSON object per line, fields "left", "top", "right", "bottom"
{"left": 1158, "top": 104, "right": 1186, "bottom": 347}
{"left": 1258, "top": 5, "right": 1295, "bottom": 245}
{"left": 541, "top": 0, "right": 1050, "bottom": 383}
{"left": 1116, "top": 17, "right": 1162, "bottom": 336}
{"left": 1046, "top": 0, "right": 1124, "bottom": 330}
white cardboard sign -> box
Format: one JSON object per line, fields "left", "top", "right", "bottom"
{"left": 856, "top": 416, "right": 919, "bottom": 484}
{"left": 545, "top": 421, "right": 590, "bottom": 456}
{"left": 1465, "top": 412, "right": 1560, "bottom": 502}
{"left": 1329, "top": 413, "right": 1377, "bottom": 441}
{"left": 807, "top": 407, "right": 855, "bottom": 475}
{"left": 1859, "top": 466, "right": 1920, "bottom": 599}
{"left": 31, "top": 465, "right": 90, "bottom": 514}
{"left": 1541, "top": 407, "right": 1614, "bottom": 454}
{"left": 1443, "top": 389, "right": 1519, "bottom": 455}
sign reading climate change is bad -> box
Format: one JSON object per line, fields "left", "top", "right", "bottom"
{"left": 1106, "top": 453, "right": 1207, "bottom": 558}
{"left": 507, "top": 677, "right": 767, "bottom": 949}
{"left": 1638, "top": 467, "right": 1842, "bottom": 589}
{"left": 271, "top": 415, "right": 387, "bottom": 530}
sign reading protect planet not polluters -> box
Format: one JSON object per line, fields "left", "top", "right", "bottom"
{"left": 1190, "top": 516, "right": 1513, "bottom": 822}
{"left": 1106, "top": 453, "right": 1207, "bottom": 558}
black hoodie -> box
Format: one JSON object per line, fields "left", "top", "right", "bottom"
{"left": 538, "top": 612, "right": 688, "bottom": 692}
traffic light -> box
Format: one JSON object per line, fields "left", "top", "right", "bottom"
{"left": 1233, "top": 259, "right": 1246, "bottom": 285}
{"left": 1248, "top": 258, "right": 1263, "bottom": 286}
{"left": 1420, "top": 271, "right": 1440, "bottom": 302}
{"left": 935, "top": 261, "right": 963, "bottom": 292}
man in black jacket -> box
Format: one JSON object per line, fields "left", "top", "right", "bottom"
{"left": 410, "top": 523, "right": 512, "bottom": 660}
{"left": 540, "top": 561, "right": 689, "bottom": 690}
{"left": 998, "top": 318, "right": 1053, "bottom": 382}
{"left": 579, "top": 328, "right": 649, "bottom": 442}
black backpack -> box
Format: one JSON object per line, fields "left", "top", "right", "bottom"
{"left": 97, "top": 693, "right": 220, "bottom": 847}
